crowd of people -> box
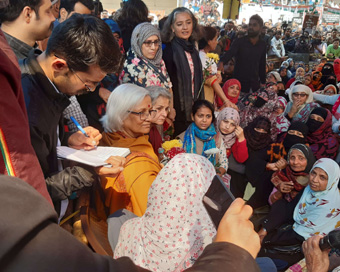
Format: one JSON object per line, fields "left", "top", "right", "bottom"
{"left": 1, "top": 0, "right": 340, "bottom": 271}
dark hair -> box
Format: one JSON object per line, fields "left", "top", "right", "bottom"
{"left": 192, "top": 100, "right": 215, "bottom": 123}
{"left": 161, "top": 7, "right": 200, "bottom": 43}
{"left": 46, "top": 14, "right": 122, "bottom": 74}
{"left": 334, "top": 38, "right": 340, "bottom": 43}
{"left": 332, "top": 28, "right": 338, "bottom": 32}
{"left": 276, "top": 31, "right": 282, "bottom": 36}
{"left": 158, "top": 16, "right": 168, "bottom": 31}
{"left": 60, "top": 0, "right": 94, "bottom": 14}
{"left": 115, "top": 0, "right": 150, "bottom": 34}
{"left": 93, "top": 1, "right": 103, "bottom": 17}
{"left": 249, "top": 14, "right": 263, "bottom": 28}
{"left": 0, "top": 0, "right": 42, "bottom": 22}
{"left": 198, "top": 26, "right": 218, "bottom": 49}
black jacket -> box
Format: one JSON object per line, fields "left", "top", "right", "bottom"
{"left": 20, "top": 50, "right": 97, "bottom": 201}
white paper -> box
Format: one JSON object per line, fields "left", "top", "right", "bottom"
{"left": 57, "top": 146, "right": 130, "bottom": 167}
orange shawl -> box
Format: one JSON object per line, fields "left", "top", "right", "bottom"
{"left": 96, "top": 132, "right": 162, "bottom": 218}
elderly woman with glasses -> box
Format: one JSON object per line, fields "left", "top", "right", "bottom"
{"left": 284, "top": 85, "right": 319, "bottom": 123}
{"left": 96, "top": 84, "right": 162, "bottom": 218}
{"left": 120, "top": 22, "right": 175, "bottom": 122}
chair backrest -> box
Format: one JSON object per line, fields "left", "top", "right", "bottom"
{"left": 80, "top": 205, "right": 113, "bottom": 256}
{"left": 79, "top": 183, "right": 113, "bottom": 256}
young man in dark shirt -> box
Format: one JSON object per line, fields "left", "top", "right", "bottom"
{"left": 220, "top": 14, "right": 266, "bottom": 94}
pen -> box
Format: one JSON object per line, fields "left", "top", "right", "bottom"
{"left": 70, "top": 116, "right": 89, "bottom": 137}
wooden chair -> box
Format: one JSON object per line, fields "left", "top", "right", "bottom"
{"left": 79, "top": 183, "right": 113, "bottom": 256}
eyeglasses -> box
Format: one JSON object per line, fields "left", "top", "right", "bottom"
{"left": 127, "top": 110, "right": 157, "bottom": 121}
{"left": 143, "top": 40, "right": 161, "bottom": 47}
{"left": 292, "top": 93, "right": 307, "bottom": 98}
{"left": 54, "top": 54, "right": 101, "bottom": 92}
{"left": 72, "top": 70, "right": 100, "bottom": 92}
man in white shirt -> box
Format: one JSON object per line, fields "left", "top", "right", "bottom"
{"left": 268, "top": 30, "right": 285, "bottom": 59}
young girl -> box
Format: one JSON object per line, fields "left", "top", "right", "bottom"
{"left": 179, "top": 100, "right": 216, "bottom": 163}
{"left": 198, "top": 26, "right": 236, "bottom": 109}
{"left": 216, "top": 107, "right": 248, "bottom": 167}
{"left": 215, "top": 107, "right": 248, "bottom": 189}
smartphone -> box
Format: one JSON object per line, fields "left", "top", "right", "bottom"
{"left": 203, "top": 175, "right": 235, "bottom": 229}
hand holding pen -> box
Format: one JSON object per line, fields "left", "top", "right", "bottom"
{"left": 67, "top": 116, "right": 102, "bottom": 150}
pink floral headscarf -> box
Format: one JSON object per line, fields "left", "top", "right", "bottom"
{"left": 114, "top": 153, "right": 216, "bottom": 271}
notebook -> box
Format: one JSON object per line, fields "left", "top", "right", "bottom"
{"left": 57, "top": 146, "right": 130, "bottom": 167}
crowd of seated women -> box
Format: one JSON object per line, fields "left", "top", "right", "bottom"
{"left": 62, "top": 5, "right": 340, "bottom": 272}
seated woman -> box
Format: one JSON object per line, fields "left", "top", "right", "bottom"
{"left": 198, "top": 26, "right": 235, "bottom": 109}
{"left": 305, "top": 107, "right": 339, "bottom": 160}
{"left": 239, "top": 87, "right": 279, "bottom": 142}
{"left": 245, "top": 121, "right": 309, "bottom": 209}
{"left": 284, "top": 85, "right": 319, "bottom": 123}
{"left": 179, "top": 100, "right": 216, "bottom": 164}
{"left": 269, "top": 143, "right": 315, "bottom": 205}
{"left": 275, "top": 96, "right": 290, "bottom": 142}
{"left": 243, "top": 117, "right": 273, "bottom": 206}
{"left": 279, "top": 66, "right": 289, "bottom": 86}
{"left": 97, "top": 84, "right": 162, "bottom": 217}
{"left": 286, "top": 67, "right": 305, "bottom": 89}
{"left": 313, "top": 91, "right": 340, "bottom": 135}
{"left": 120, "top": 22, "right": 175, "bottom": 122}
{"left": 215, "top": 79, "right": 241, "bottom": 109}
{"left": 311, "top": 71, "right": 323, "bottom": 91}
{"left": 304, "top": 73, "right": 314, "bottom": 92}
{"left": 266, "top": 71, "right": 281, "bottom": 84}
{"left": 113, "top": 153, "right": 216, "bottom": 271}
{"left": 215, "top": 107, "right": 248, "bottom": 187}
{"left": 146, "top": 86, "right": 172, "bottom": 156}
{"left": 258, "top": 158, "right": 340, "bottom": 270}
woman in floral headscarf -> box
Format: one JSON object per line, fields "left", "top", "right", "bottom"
{"left": 120, "top": 22, "right": 175, "bottom": 120}
{"left": 215, "top": 107, "right": 248, "bottom": 187}
{"left": 275, "top": 96, "right": 290, "bottom": 141}
{"left": 114, "top": 153, "right": 216, "bottom": 271}
{"left": 239, "top": 87, "right": 279, "bottom": 141}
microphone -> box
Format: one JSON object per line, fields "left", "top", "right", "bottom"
{"left": 319, "top": 229, "right": 340, "bottom": 251}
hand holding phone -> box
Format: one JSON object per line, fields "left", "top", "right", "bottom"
{"left": 203, "top": 175, "right": 235, "bottom": 228}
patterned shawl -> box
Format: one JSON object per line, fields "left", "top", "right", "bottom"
{"left": 293, "top": 158, "right": 340, "bottom": 239}
{"left": 183, "top": 123, "right": 216, "bottom": 164}
{"left": 306, "top": 108, "right": 339, "bottom": 160}
{"left": 285, "top": 85, "right": 319, "bottom": 123}
{"left": 114, "top": 153, "right": 216, "bottom": 271}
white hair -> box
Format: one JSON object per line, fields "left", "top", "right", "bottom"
{"left": 145, "top": 86, "right": 172, "bottom": 105}
{"left": 101, "top": 84, "right": 150, "bottom": 132}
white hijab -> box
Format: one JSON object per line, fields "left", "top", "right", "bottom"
{"left": 114, "top": 153, "right": 216, "bottom": 272}
{"left": 293, "top": 158, "right": 340, "bottom": 239}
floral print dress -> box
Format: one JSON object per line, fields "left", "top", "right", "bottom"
{"left": 120, "top": 50, "right": 172, "bottom": 90}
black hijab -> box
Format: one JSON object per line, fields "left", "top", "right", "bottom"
{"left": 287, "top": 143, "right": 316, "bottom": 174}
{"left": 244, "top": 116, "right": 272, "bottom": 151}
{"left": 283, "top": 121, "right": 308, "bottom": 152}
{"left": 321, "top": 63, "right": 335, "bottom": 84}
{"left": 306, "top": 107, "right": 328, "bottom": 133}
